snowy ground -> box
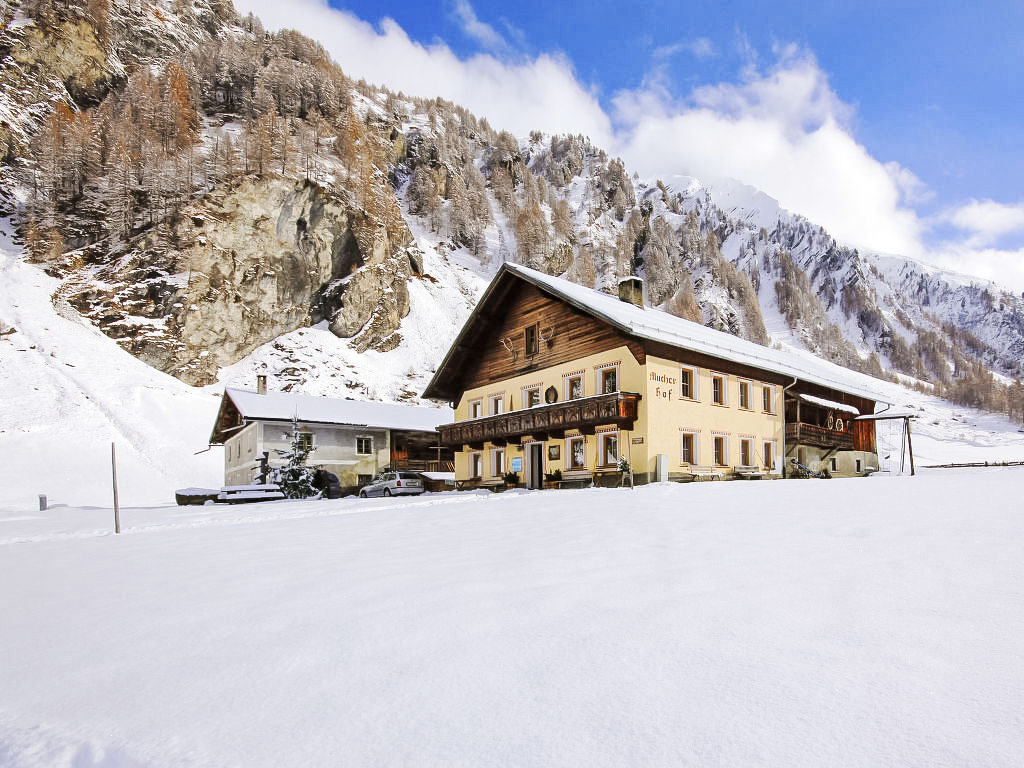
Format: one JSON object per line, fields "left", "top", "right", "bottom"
{"left": 1, "top": 470, "right": 1022, "bottom": 767}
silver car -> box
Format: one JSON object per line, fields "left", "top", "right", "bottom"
{"left": 358, "top": 471, "right": 424, "bottom": 497}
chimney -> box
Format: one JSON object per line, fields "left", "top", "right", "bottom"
{"left": 257, "top": 375, "right": 267, "bottom": 395}
{"left": 618, "top": 276, "right": 644, "bottom": 307}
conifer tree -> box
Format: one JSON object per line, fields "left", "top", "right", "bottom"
{"left": 272, "top": 416, "right": 319, "bottom": 499}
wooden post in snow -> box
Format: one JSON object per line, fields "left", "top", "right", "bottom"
{"left": 111, "top": 442, "right": 121, "bottom": 534}
{"left": 905, "top": 417, "right": 916, "bottom": 477}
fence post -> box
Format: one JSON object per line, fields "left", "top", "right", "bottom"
{"left": 112, "top": 442, "right": 121, "bottom": 534}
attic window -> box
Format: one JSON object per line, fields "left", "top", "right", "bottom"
{"left": 525, "top": 324, "right": 539, "bottom": 356}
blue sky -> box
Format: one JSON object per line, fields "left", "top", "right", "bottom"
{"left": 238, "top": 0, "right": 1024, "bottom": 290}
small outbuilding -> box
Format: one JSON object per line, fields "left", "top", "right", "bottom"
{"left": 209, "top": 381, "right": 453, "bottom": 493}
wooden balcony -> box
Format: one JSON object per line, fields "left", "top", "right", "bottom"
{"left": 439, "top": 391, "right": 641, "bottom": 449}
{"left": 786, "top": 422, "right": 854, "bottom": 450}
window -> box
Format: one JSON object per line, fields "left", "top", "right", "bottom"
{"left": 680, "top": 367, "right": 697, "bottom": 400}
{"left": 491, "top": 447, "right": 505, "bottom": 476}
{"left": 599, "top": 432, "right": 619, "bottom": 467}
{"left": 469, "top": 399, "right": 482, "bottom": 419}
{"left": 565, "top": 374, "right": 584, "bottom": 400}
{"left": 567, "top": 436, "right": 586, "bottom": 469}
{"left": 298, "top": 432, "right": 313, "bottom": 452}
{"left": 357, "top": 473, "right": 372, "bottom": 486}
{"left": 524, "top": 387, "right": 541, "bottom": 408}
{"left": 739, "top": 381, "right": 751, "bottom": 410}
{"left": 525, "top": 323, "right": 539, "bottom": 356}
{"left": 356, "top": 436, "right": 373, "bottom": 455}
{"left": 599, "top": 367, "right": 618, "bottom": 394}
{"left": 712, "top": 375, "right": 726, "bottom": 405}
{"left": 855, "top": 458, "right": 863, "bottom": 474}
{"left": 469, "top": 452, "right": 482, "bottom": 478}
{"left": 763, "top": 441, "right": 775, "bottom": 471}
{"left": 829, "top": 457, "right": 838, "bottom": 472}
{"left": 740, "top": 439, "right": 752, "bottom": 466}
{"left": 713, "top": 436, "right": 728, "bottom": 466}
{"left": 762, "top": 385, "right": 775, "bottom": 413}
{"left": 680, "top": 432, "right": 696, "bottom": 464}
{"left": 489, "top": 394, "right": 504, "bottom": 415}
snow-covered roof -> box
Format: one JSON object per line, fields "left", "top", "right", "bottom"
{"left": 224, "top": 388, "right": 452, "bottom": 433}
{"left": 799, "top": 393, "right": 861, "bottom": 415}
{"left": 494, "top": 263, "right": 889, "bottom": 404}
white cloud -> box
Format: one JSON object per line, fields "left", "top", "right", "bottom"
{"left": 232, "top": 0, "right": 613, "bottom": 146}
{"left": 449, "top": 0, "right": 507, "bottom": 53}
{"left": 945, "top": 199, "right": 1024, "bottom": 247}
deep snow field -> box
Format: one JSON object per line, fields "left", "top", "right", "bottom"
{"left": 1, "top": 470, "right": 1023, "bottom": 767}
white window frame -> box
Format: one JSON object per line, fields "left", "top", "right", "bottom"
{"left": 738, "top": 379, "right": 753, "bottom": 411}
{"left": 829, "top": 457, "right": 838, "bottom": 472}
{"left": 763, "top": 440, "right": 777, "bottom": 471}
{"left": 564, "top": 371, "right": 585, "bottom": 400}
{"left": 355, "top": 435, "right": 373, "bottom": 455}
{"left": 713, "top": 434, "right": 729, "bottom": 466}
{"left": 595, "top": 363, "right": 620, "bottom": 395}
{"left": 711, "top": 373, "right": 727, "bottom": 406}
{"left": 762, "top": 384, "right": 776, "bottom": 414}
{"left": 598, "top": 430, "right": 619, "bottom": 468}
{"left": 566, "top": 435, "right": 586, "bottom": 470}
{"left": 468, "top": 398, "right": 483, "bottom": 419}
{"left": 739, "top": 438, "right": 753, "bottom": 466}
{"left": 469, "top": 451, "right": 483, "bottom": 478}
{"left": 491, "top": 447, "right": 505, "bottom": 477}
{"left": 522, "top": 385, "right": 542, "bottom": 409}
{"left": 680, "top": 431, "right": 698, "bottom": 465}
{"left": 488, "top": 393, "right": 505, "bottom": 415}
{"left": 679, "top": 365, "right": 699, "bottom": 401}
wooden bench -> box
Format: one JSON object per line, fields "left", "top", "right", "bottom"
{"left": 556, "top": 471, "right": 594, "bottom": 490}
{"left": 683, "top": 465, "right": 724, "bottom": 481}
{"left": 735, "top": 465, "right": 767, "bottom": 479}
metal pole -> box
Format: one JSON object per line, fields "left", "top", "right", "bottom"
{"left": 111, "top": 442, "right": 121, "bottom": 534}
{"left": 905, "top": 418, "right": 916, "bottom": 477}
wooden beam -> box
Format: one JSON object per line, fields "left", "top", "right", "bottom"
{"left": 905, "top": 417, "right": 915, "bottom": 476}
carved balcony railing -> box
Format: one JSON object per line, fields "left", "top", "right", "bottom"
{"left": 439, "top": 391, "right": 641, "bottom": 449}
{"left": 786, "top": 422, "right": 854, "bottom": 451}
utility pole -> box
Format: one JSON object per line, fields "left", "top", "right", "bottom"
{"left": 111, "top": 442, "right": 121, "bottom": 534}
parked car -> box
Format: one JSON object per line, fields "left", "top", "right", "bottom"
{"left": 358, "top": 471, "right": 424, "bottom": 497}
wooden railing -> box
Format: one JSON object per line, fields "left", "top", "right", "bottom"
{"left": 389, "top": 459, "right": 455, "bottom": 472}
{"left": 438, "top": 391, "right": 641, "bottom": 448}
{"left": 786, "top": 422, "right": 854, "bottom": 450}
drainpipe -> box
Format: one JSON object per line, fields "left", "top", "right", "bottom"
{"left": 781, "top": 376, "right": 798, "bottom": 478}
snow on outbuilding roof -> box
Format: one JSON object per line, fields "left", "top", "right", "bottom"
{"left": 799, "top": 393, "right": 861, "bottom": 415}
{"left": 424, "top": 262, "right": 891, "bottom": 405}
{"left": 222, "top": 388, "right": 451, "bottom": 434}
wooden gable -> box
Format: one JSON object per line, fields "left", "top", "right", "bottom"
{"left": 425, "top": 275, "right": 643, "bottom": 400}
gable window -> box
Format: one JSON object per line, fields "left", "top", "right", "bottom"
{"left": 567, "top": 436, "right": 586, "bottom": 469}
{"left": 739, "top": 381, "right": 751, "bottom": 410}
{"left": 763, "top": 441, "right": 775, "bottom": 471}
{"left": 762, "top": 385, "right": 775, "bottom": 413}
{"left": 713, "top": 435, "right": 728, "bottom": 466}
{"left": 488, "top": 394, "right": 504, "bottom": 415}
{"left": 525, "top": 323, "right": 539, "bottom": 356}
{"left": 565, "top": 373, "right": 584, "bottom": 400}
{"left": 740, "top": 438, "right": 752, "bottom": 466}
{"left": 469, "top": 451, "right": 482, "bottom": 478}
{"left": 469, "top": 399, "right": 482, "bottom": 419}
{"left": 712, "top": 374, "right": 726, "bottom": 406}
{"left": 356, "top": 436, "right": 373, "bottom": 455}
{"left": 599, "top": 432, "right": 619, "bottom": 467}
{"left": 680, "top": 366, "right": 697, "bottom": 400}
{"left": 492, "top": 447, "right": 505, "bottom": 477}
{"left": 680, "top": 432, "right": 696, "bottom": 464}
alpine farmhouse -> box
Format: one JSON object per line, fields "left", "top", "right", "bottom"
{"left": 423, "top": 263, "right": 886, "bottom": 488}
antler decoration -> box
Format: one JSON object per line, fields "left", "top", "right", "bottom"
{"left": 537, "top": 325, "right": 555, "bottom": 346}
{"left": 500, "top": 336, "right": 518, "bottom": 361}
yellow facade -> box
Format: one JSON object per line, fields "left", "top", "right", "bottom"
{"left": 452, "top": 345, "right": 786, "bottom": 484}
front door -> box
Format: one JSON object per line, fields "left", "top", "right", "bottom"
{"left": 526, "top": 443, "right": 544, "bottom": 489}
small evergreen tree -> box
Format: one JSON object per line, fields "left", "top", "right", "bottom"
{"left": 272, "top": 416, "right": 319, "bottom": 499}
